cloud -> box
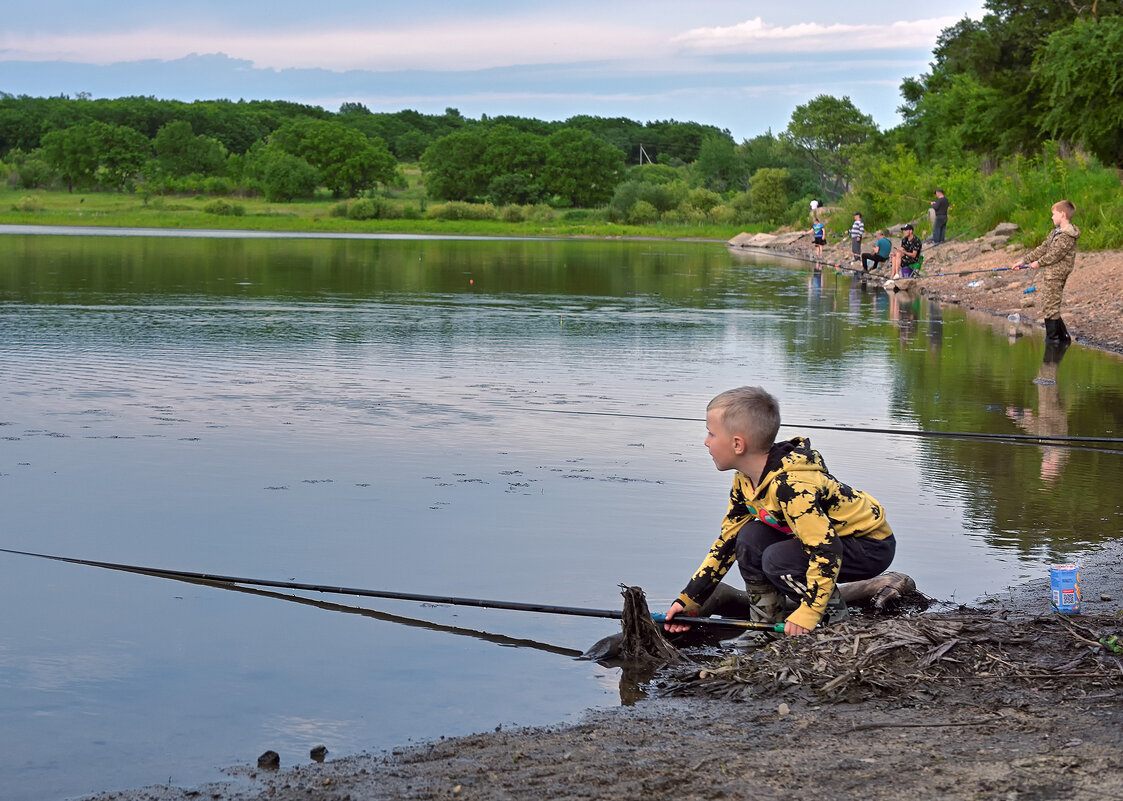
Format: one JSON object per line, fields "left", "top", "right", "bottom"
{"left": 673, "top": 16, "right": 961, "bottom": 53}
{"left": 0, "top": 21, "right": 665, "bottom": 72}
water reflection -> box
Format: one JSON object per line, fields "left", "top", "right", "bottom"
{"left": 1006, "top": 342, "right": 1072, "bottom": 484}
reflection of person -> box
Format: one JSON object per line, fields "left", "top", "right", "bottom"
{"left": 891, "top": 224, "right": 922, "bottom": 278}
{"left": 861, "top": 229, "right": 891, "bottom": 271}
{"left": 811, "top": 218, "right": 826, "bottom": 259}
{"left": 930, "top": 189, "right": 949, "bottom": 244}
{"left": 888, "top": 290, "right": 919, "bottom": 345}
{"left": 1012, "top": 200, "right": 1080, "bottom": 345}
{"left": 1005, "top": 345, "right": 1070, "bottom": 483}
{"left": 662, "top": 387, "right": 896, "bottom": 647}
{"left": 848, "top": 213, "right": 864, "bottom": 263}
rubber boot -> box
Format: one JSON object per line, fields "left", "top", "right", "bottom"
{"left": 1045, "top": 318, "right": 1072, "bottom": 345}
{"left": 1054, "top": 316, "right": 1072, "bottom": 344}
{"left": 720, "top": 582, "right": 782, "bottom": 649}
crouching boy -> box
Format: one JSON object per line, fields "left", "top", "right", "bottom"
{"left": 663, "top": 386, "right": 896, "bottom": 647}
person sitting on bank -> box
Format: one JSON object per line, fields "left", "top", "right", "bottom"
{"left": 891, "top": 224, "right": 922, "bottom": 278}
{"left": 662, "top": 386, "right": 896, "bottom": 648}
{"left": 861, "top": 230, "right": 891, "bottom": 271}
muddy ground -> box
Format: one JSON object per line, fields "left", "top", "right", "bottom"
{"left": 87, "top": 233, "right": 1123, "bottom": 801}
{"left": 87, "top": 542, "right": 1123, "bottom": 801}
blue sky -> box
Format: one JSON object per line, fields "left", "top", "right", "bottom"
{"left": 1, "top": 1, "right": 987, "bottom": 140}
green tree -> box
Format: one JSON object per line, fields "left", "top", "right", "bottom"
{"left": 87, "top": 121, "right": 151, "bottom": 191}
{"left": 782, "top": 95, "right": 877, "bottom": 198}
{"left": 1034, "top": 16, "right": 1123, "bottom": 165}
{"left": 41, "top": 126, "right": 99, "bottom": 191}
{"left": 420, "top": 128, "right": 489, "bottom": 201}
{"left": 272, "top": 118, "right": 397, "bottom": 197}
{"left": 244, "top": 142, "right": 319, "bottom": 201}
{"left": 153, "top": 120, "right": 228, "bottom": 177}
{"left": 693, "top": 134, "right": 746, "bottom": 192}
{"left": 747, "top": 167, "right": 792, "bottom": 223}
{"left": 541, "top": 128, "right": 624, "bottom": 207}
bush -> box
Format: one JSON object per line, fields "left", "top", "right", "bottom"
{"left": 203, "top": 176, "right": 234, "bottom": 196}
{"left": 13, "top": 195, "right": 43, "bottom": 212}
{"left": 685, "top": 187, "right": 722, "bottom": 213}
{"left": 17, "top": 158, "right": 54, "bottom": 189}
{"left": 427, "top": 201, "right": 498, "bottom": 221}
{"left": 202, "top": 198, "right": 245, "bottom": 216}
{"left": 499, "top": 204, "right": 527, "bottom": 222}
{"left": 527, "top": 204, "right": 557, "bottom": 222}
{"left": 329, "top": 201, "right": 349, "bottom": 218}
{"left": 608, "top": 179, "right": 687, "bottom": 222}
{"left": 347, "top": 198, "right": 380, "bottom": 220}
{"left": 628, "top": 200, "right": 659, "bottom": 224}
{"left": 401, "top": 205, "right": 422, "bottom": 220}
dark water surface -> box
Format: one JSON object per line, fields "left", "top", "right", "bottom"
{"left": 2, "top": 232, "right": 1121, "bottom": 800}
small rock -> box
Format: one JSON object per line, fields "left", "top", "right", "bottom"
{"left": 1101, "top": 594, "right": 1112, "bottom": 602}
{"left": 310, "top": 745, "right": 328, "bottom": 762}
{"left": 257, "top": 750, "right": 280, "bottom": 770}
{"left": 778, "top": 702, "right": 791, "bottom": 717}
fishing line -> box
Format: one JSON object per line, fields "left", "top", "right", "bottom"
{"left": 517, "top": 407, "right": 1123, "bottom": 449}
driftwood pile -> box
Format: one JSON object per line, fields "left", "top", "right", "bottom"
{"left": 661, "top": 611, "right": 1123, "bottom": 703}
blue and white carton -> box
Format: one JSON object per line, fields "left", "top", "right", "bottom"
{"left": 1050, "top": 564, "right": 1080, "bottom": 614}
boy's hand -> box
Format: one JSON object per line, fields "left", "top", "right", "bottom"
{"left": 784, "top": 620, "right": 811, "bottom": 637}
{"left": 662, "top": 600, "right": 694, "bottom": 633}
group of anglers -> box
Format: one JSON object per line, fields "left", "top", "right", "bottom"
{"left": 663, "top": 200, "right": 1081, "bottom": 647}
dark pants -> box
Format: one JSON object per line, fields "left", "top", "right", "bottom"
{"left": 933, "top": 216, "right": 947, "bottom": 244}
{"left": 735, "top": 520, "right": 896, "bottom": 599}
{"left": 861, "top": 252, "right": 887, "bottom": 270}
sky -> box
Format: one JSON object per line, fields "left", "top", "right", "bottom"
{"left": 0, "top": 1, "right": 988, "bottom": 141}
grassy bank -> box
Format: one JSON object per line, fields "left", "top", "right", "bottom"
{"left": 0, "top": 188, "right": 755, "bottom": 241}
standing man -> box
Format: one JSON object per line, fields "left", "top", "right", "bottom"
{"left": 849, "top": 212, "right": 864, "bottom": 264}
{"left": 930, "top": 189, "right": 949, "bottom": 245}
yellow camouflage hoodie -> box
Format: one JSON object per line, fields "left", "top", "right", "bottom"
{"left": 677, "top": 436, "right": 892, "bottom": 630}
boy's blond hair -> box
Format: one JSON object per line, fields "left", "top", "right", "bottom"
{"left": 1052, "top": 200, "right": 1076, "bottom": 219}
{"left": 707, "top": 386, "right": 781, "bottom": 452}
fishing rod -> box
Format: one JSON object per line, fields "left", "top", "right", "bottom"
{"left": 0, "top": 547, "right": 780, "bottom": 632}
{"left": 729, "top": 243, "right": 836, "bottom": 269}
{"left": 176, "top": 571, "right": 586, "bottom": 658}
{"left": 923, "top": 265, "right": 1028, "bottom": 278}
{"left": 517, "top": 408, "right": 1123, "bottom": 448}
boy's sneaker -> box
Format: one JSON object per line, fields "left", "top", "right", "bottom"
{"left": 822, "top": 587, "right": 850, "bottom": 625}
{"left": 720, "top": 628, "right": 775, "bottom": 649}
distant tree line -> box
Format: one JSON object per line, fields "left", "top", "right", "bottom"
{"left": 2, "top": 1, "right": 1120, "bottom": 239}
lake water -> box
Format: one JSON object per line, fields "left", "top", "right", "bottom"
{"left": 2, "top": 229, "right": 1121, "bottom": 800}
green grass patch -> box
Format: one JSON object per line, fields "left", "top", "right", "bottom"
{"left": 0, "top": 187, "right": 750, "bottom": 240}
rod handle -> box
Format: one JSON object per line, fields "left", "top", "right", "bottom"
{"left": 650, "top": 613, "right": 785, "bottom": 632}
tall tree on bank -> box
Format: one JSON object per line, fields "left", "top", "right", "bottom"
{"left": 1033, "top": 15, "right": 1123, "bottom": 165}
{"left": 897, "top": 0, "right": 1123, "bottom": 164}
{"left": 782, "top": 95, "right": 877, "bottom": 198}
